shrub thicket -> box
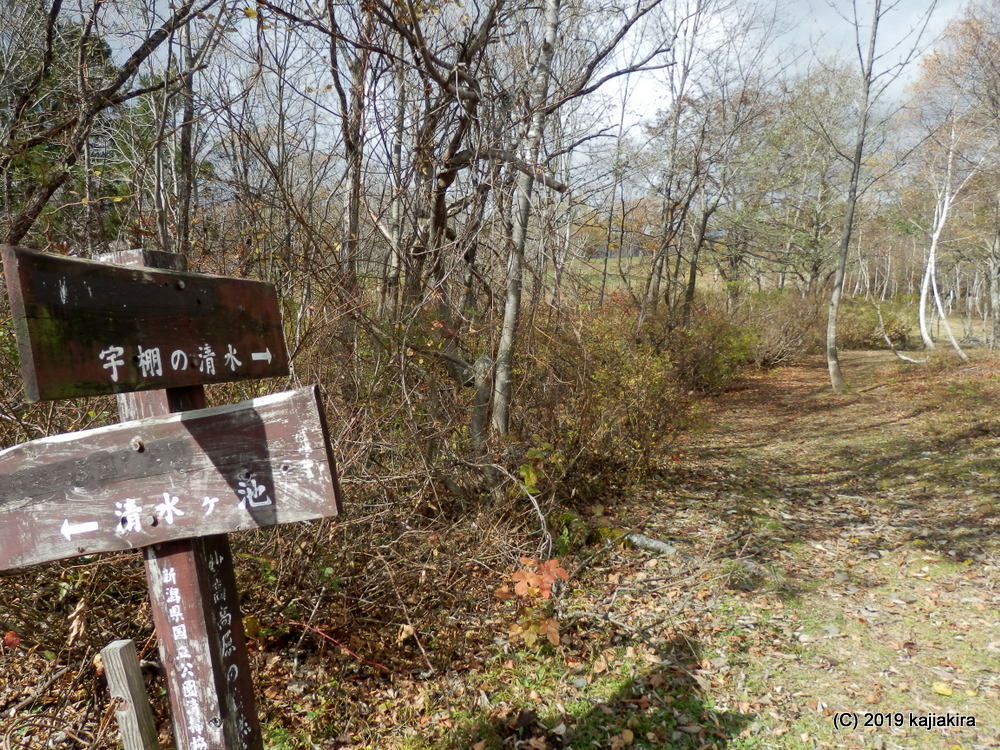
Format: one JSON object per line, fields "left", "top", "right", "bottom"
{"left": 738, "top": 290, "right": 824, "bottom": 367}
{"left": 836, "top": 298, "right": 913, "bottom": 350}
{"left": 660, "top": 306, "right": 759, "bottom": 393}
{"left": 515, "top": 303, "right": 694, "bottom": 495}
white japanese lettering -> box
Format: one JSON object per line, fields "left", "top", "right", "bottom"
{"left": 99, "top": 346, "right": 125, "bottom": 382}
{"left": 114, "top": 498, "right": 143, "bottom": 533}
{"left": 236, "top": 475, "right": 272, "bottom": 509}
{"left": 155, "top": 493, "right": 184, "bottom": 525}
{"left": 137, "top": 346, "right": 163, "bottom": 377}
{"left": 224, "top": 344, "right": 242, "bottom": 372}
{"left": 196, "top": 343, "right": 216, "bottom": 375}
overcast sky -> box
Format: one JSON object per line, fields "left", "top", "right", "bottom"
{"left": 782, "top": 0, "right": 968, "bottom": 91}
{"left": 606, "top": 0, "right": 973, "bottom": 131}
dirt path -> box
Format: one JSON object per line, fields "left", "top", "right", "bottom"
{"left": 627, "top": 351, "right": 1000, "bottom": 749}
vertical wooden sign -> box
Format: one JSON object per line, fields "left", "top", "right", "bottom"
{"left": 108, "top": 251, "right": 262, "bottom": 750}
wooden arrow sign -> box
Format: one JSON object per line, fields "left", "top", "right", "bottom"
{"left": 1, "top": 244, "right": 289, "bottom": 401}
{"left": 0, "top": 386, "right": 341, "bottom": 570}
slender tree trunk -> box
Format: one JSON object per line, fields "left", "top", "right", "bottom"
{"left": 382, "top": 39, "right": 406, "bottom": 319}
{"left": 918, "top": 118, "right": 979, "bottom": 356}
{"left": 919, "top": 240, "right": 937, "bottom": 349}
{"left": 681, "top": 205, "right": 714, "bottom": 325}
{"left": 932, "top": 258, "right": 968, "bottom": 360}
{"left": 550, "top": 138, "right": 574, "bottom": 310}
{"left": 176, "top": 23, "right": 195, "bottom": 257}
{"left": 990, "top": 245, "right": 1000, "bottom": 349}
{"left": 989, "top": 197, "right": 1000, "bottom": 349}
{"left": 599, "top": 94, "right": 628, "bottom": 306}
{"left": 491, "top": 0, "right": 560, "bottom": 435}
{"left": 328, "top": 2, "right": 372, "bottom": 290}
{"left": 827, "top": 0, "right": 880, "bottom": 393}
{"left": 551, "top": 202, "right": 572, "bottom": 309}
{"left": 82, "top": 140, "right": 94, "bottom": 256}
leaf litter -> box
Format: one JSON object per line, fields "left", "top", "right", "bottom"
{"left": 2, "top": 351, "right": 998, "bottom": 749}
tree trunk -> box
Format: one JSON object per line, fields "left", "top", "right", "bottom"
{"left": 681, "top": 206, "right": 714, "bottom": 325}
{"left": 491, "top": 0, "right": 560, "bottom": 435}
{"left": 327, "top": 1, "right": 373, "bottom": 290}
{"left": 918, "top": 249, "right": 936, "bottom": 349}
{"left": 599, "top": 95, "right": 628, "bottom": 306}
{"left": 827, "top": 0, "right": 880, "bottom": 393}
{"left": 382, "top": 39, "right": 407, "bottom": 319}
{"left": 931, "top": 252, "right": 968, "bottom": 361}
{"left": 175, "top": 23, "right": 196, "bottom": 257}
{"left": 990, "top": 246, "right": 1000, "bottom": 349}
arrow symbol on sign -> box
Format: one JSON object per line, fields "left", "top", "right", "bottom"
{"left": 62, "top": 519, "right": 99, "bottom": 541}
{"left": 251, "top": 348, "right": 272, "bottom": 364}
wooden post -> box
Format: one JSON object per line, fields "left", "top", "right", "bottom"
{"left": 107, "top": 251, "right": 262, "bottom": 750}
{"left": 1, "top": 245, "right": 342, "bottom": 749}
{"left": 101, "top": 639, "right": 161, "bottom": 750}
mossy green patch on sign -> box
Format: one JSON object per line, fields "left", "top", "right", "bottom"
{"left": 1, "top": 244, "right": 288, "bottom": 401}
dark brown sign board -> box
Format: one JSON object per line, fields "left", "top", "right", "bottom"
{"left": 1, "top": 244, "right": 289, "bottom": 401}
{"left": 1, "top": 248, "right": 342, "bottom": 750}
{"left": 0, "top": 386, "right": 341, "bottom": 571}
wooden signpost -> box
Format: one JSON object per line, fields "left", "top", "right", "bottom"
{"left": 0, "top": 386, "right": 340, "bottom": 570}
{"left": 0, "top": 245, "right": 343, "bottom": 750}
{"left": 2, "top": 245, "right": 288, "bottom": 401}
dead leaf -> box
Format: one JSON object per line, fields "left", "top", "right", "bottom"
{"left": 67, "top": 600, "right": 86, "bottom": 647}
{"left": 396, "top": 624, "right": 416, "bottom": 645}
{"left": 932, "top": 682, "right": 953, "bottom": 696}
{"left": 541, "top": 618, "right": 560, "bottom": 646}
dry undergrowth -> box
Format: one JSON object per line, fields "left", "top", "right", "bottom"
{"left": 1, "top": 350, "right": 999, "bottom": 749}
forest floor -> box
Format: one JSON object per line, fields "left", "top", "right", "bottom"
{"left": 368, "top": 350, "right": 1000, "bottom": 750}
{"left": 2, "top": 350, "right": 999, "bottom": 749}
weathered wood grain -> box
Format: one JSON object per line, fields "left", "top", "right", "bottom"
{"left": 146, "top": 535, "right": 263, "bottom": 750}
{"left": 0, "top": 386, "right": 341, "bottom": 570}
{"left": 2, "top": 247, "right": 341, "bottom": 750}
{"left": 101, "top": 639, "right": 162, "bottom": 750}
{"left": 1, "top": 244, "right": 288, "bottom": 401}
{"left": 111, "top": 252, "right": 263, "bottom": 750}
